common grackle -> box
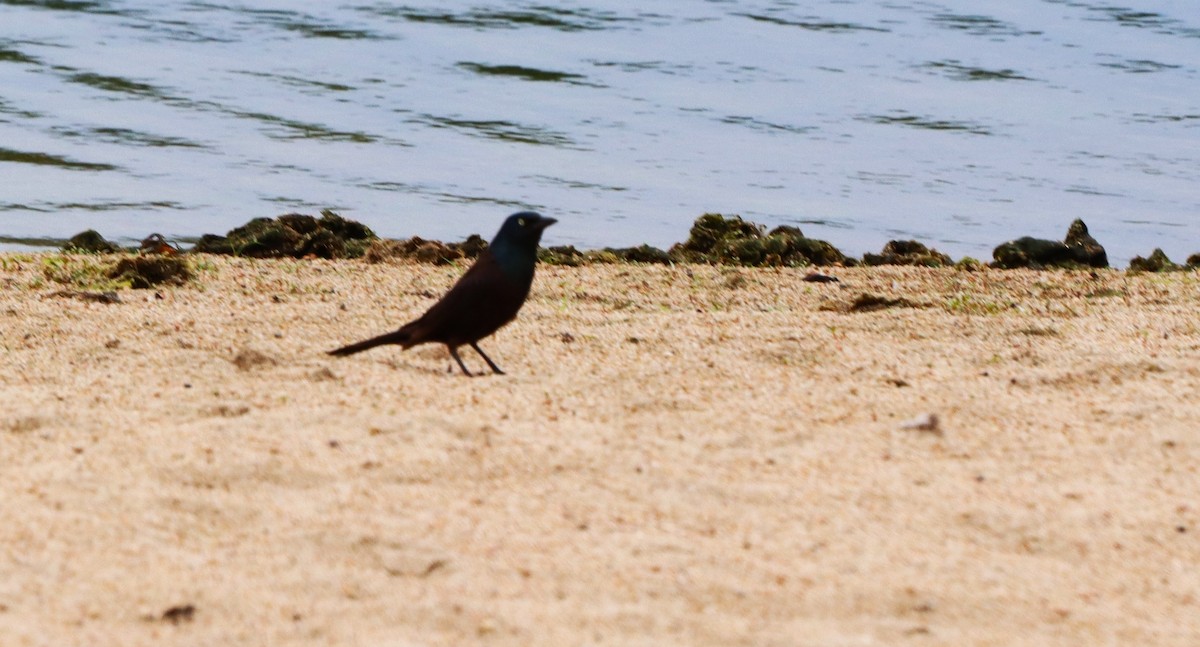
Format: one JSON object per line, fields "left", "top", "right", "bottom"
{"left": 328, "top": 211, "right": 556, "bottom": 376}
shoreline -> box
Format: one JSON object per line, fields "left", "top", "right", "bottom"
{"left": 5, "top": 212, "right": 1198, "bottom": 272}
{"left": 2, "top": 257, "right": 1199, "bottom": 645}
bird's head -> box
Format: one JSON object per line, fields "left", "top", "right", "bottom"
{"left": 492, "top": 211, "right": 557, "bottom": 251}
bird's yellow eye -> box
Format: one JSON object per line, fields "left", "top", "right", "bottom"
{"left": 518, "top": 218, "right": 526, "bottom": 227}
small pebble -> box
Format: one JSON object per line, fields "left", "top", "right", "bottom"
{"left": 900, "top": 413, "right": 941, "bottom": 433}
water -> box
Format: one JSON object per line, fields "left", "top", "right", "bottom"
{"left": 1, "top": 0, "right": 1197, "bottom": 264}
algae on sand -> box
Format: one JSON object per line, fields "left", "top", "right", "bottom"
{"left": 106, "top": 255, "right": 193, "bottom": 289}
{"left": 62, "top": 230, "right": 121, "bottom": 254}
{"left": 862, "top": 240, "right": 952, "bottom": 267}
{"left": 364, "top": 234, "right": 488, "bottom": 265}
{"left": 669, "top": 214, "right": 849, "bottom": 267}
{"left": 1128, "top": 249, "right": 1184, "bottom": 273}
{"left": 991, "top": 219, "right": 1108, "bottom": 269}
{"left": 192, "top": 210, "right": 375, "bottom": 259}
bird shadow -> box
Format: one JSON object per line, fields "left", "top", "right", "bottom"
{"left": 380, "top": 357, "right": 498, "bottom": 378}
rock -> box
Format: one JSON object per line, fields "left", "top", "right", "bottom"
{"left": 955, "top": 257, "right": 984, "bottom": 271}
{"left": 538, "top": 245, "right": 585, "bottom": 266}
{"left": 192, "top": 233, "right": 233, "bottom": 255}
{"left": 900, "top": 413, "right": 941, "bottom": 434}
{"left": 581, "top": 250, "right": 622, "bottom": 264}
{"left": 192, "top": 210, "right": 375, "bottom": 259}
{"left": 455, "top": 234, "right": 488, "bottom": 259}
{"left": 367, "top": 237, "right": 456, "bottom": 264}
{"left": 992, "top": 237, "right": 1074, "bottom": 269}
{"left": 819, "top": 293, "right": 925, "bottom": 313}
{"left": 51, "top": 290, "right": 122, "bottom": 304}
{"left": 63, "top": 230, "right": 120, "bottom": 253}
{"left": 232, "top": 349, "right": 277, "bottom": 371}
{"left": 604, "top": 244, "right": 671, "bottom": 264}
{"left": 668, "top": 214, "right": 849, "bottom": 267}
{"left": 776, "top": 229, "right": 850, "bottom": 267}
{"left": 1128, "top": 248, "right": 1181, "bottom": 272}
{"left": 1064, "top": 219, "right": 1107, "bottom": 267}
{"left": 365, "top": 233, "right": 489, "bottom": 265}
{"left": 105, "top": 255, "right": 192, "bottom": 289}
{"left": 862, "top": 240, "right": 953, "bottom": 267}
{"left": 413, "top": 240, "right": 452, "bottom": 264}
{"left": 991, "top": 219, "right": 1108, "bottom": 269}
{"left": 848, "top": 293, "right": 919, "bottom": 312}
{"left": 673, "top": 213, "right": 763, "bottom": 258}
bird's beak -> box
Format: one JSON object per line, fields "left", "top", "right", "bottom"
{"left": 536, "top": 217, "right": 557, "bottom": 230}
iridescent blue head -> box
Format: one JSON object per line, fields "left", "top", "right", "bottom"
{"left": 491, "top": 211, "right": 555, "bottom": 248}
{"left": 487, "top": 211, "right": 556, "bottom": 279}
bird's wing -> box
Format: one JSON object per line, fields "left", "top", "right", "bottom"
{"left": 405, "top": 251, "right": 525, "bottom": 346}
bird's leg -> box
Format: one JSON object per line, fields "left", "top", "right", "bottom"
{"left": 448, "top": 346, "right": 474, "bottom": 377}
{"left": 470, "top": 342, "right": 505, "bottom": 375}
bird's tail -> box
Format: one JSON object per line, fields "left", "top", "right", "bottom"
{"left": 328, "top": 328, "right": 412, "bottom": 357}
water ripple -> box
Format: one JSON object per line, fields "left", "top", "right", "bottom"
{"left": 412, "top": 114, "right": 579, "bottom": 148}
{"left": 0, "top": 44, "right": 39, "bottom": 64}
{"left": 735, "top": 13, "right": 888, "bottom": 33}
{"left": 1099, "top": 58, "right": 1184, "bottom": 74}
{"left": 0, "top": 199, "right": 183, "bottom": 212}
{"left": 355, "top": 4, "right": 647, "bottom": 32}
{"left": 929, "top": 13, "right": 1040, "bottom": 38}
{"left": 457, "top": 62, "right": 599, "bottom": 86}
{"left": 921, "top": 60, "right": 1036, "bottom": 82}
{"left": 861, "top": 113, "right": 994, "bottom": 136}
{"left": 719, "top": 115, "right": 815, "bottom": 135}
{"left": 0, "top": 0, "right": 135, "bottom": 16}
{"left": 233, "top": 70, "right": 357, "bottom": 92}
{"left": 0, "top": 146, "right": 117, "bottom": 171}
{"left": 50, "top": 125, "right": 207, "bottom": 148}
{"left": 359, "top": 181, "right": 534, "bottom": 208}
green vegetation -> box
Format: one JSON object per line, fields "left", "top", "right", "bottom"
{"left": 193, "top": 210, "right": 375, "bottom": 259}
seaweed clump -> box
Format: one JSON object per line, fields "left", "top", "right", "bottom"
{"left": 819, "top": 292, "right": 926, "bottom": 313}
{"left": 1128, "top": 249, "right": 1183, "bottom": 273}
{"left": 364, "top": 234, "right": 487, "bottom": 265}
{"left": 539, "top": 244, "right": 671, "bottom": 266}
{"left": 63, "top": 230, "right": 121, "bottom": 254}
{"left": 106, "top": 255, "right": 193, "bottom": 288}
{"left": 668, "top": 214, "right": 849, "bottom": 267}
{"left": 611, "top": 244, "right": 671, "bottom": 264}
{"left": 991, "top": 219, "right": 1108, "bottom": 269}
{"left": 193, "top": 210, "right": 375, "bottom": 259}
{"left": 862, "top": 240, "right": 953, "bottom": 267}
{"left": 538, "top": 245, "right": 586, "bottom": 266}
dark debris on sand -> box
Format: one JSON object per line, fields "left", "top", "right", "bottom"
{"left": 819, "top": 293, "right": 927, "bottom": 313}
{"left": 192, "top": 210, "right": 375, "bottom": 259}
{"left": 364, "top": 234, "right": 487, "bottom": 265}
{"left": 55, "top": 211, "right": 1196, "bottom": 273}
{"left": 106, "top": 255, "right": 193, "bottom": 289}
{"left": 539, "top": 244, "right": 672, "bottom": 266}
{"left": 1128, "top": 249, "right": 1193, "bottom": 273}
{"left": 991, "top": 219, "right": 1108, "bottom": 269}
{"left": 862, "top": 240, "right": 953, "bottom": 267}
{"left": 63, "top": 229, "right": 121, "bottom": 254}
{"left": 668, "top": 213, "right": 849, "bottom": 267}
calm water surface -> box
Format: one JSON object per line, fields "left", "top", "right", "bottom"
{"left": 1, "top": 1, "right": 1198, "bottom": 263}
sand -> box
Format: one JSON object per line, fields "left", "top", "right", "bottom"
{"left": 1, "top": 255, "right": 1198, "bottom": 646}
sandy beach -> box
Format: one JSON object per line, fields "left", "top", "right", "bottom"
{"left": 1, "top": 255, "right": 1198, "bottom": 646}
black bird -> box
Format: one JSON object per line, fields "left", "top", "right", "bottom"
{"left": 328, "top": 211, "right": 556, "bottom": 376}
